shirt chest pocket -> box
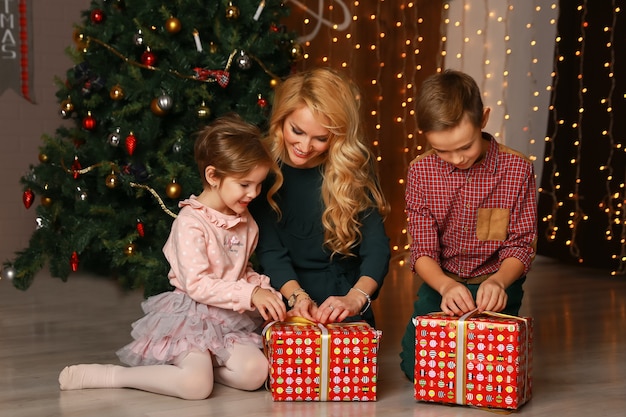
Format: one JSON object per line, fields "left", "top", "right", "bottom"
{"left": 476, "top": 208, "right": 509, "bottom": 241}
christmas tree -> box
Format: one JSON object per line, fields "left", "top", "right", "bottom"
{"left": 2, "top": 0, "right": 301, "bottom": 296}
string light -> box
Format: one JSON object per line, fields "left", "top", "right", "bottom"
{"left": 540, "top": 1, "right": 624, "bottom": 274}
{"left": 598, "top": 1, "right": 625, "bottom": 275}
{"left": 287, "top": 2, "right": 625, "bottom": 275}
{"left": 565, "top": 1, "right": 589, "bottom": 261}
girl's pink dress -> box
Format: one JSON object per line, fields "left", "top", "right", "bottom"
{"left": 116, "top": 196, "right": 278, "bottom": 367}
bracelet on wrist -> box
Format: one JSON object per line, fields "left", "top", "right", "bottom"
{"left": 351, "top": 287, "right": 372, "bottom": 314}
{"left": 287, "top": 288, "right": 309, "bottom": 308}
{"left": 350, "top": 287, "right": 372, "bottom": 315}
{"left": 251, "top": 286, "right": 261, "bottom": 297}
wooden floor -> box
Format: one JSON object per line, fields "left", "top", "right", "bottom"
{"left": 1, "top": 255, "right": 625, "bottom": 416}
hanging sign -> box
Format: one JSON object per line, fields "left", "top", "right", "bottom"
{"left": 0, "top": 0, "right": 35, "bottom": 103}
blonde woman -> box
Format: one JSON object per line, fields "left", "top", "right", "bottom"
{"left": 250, "top": 67, "right": 390, "bottom": 327}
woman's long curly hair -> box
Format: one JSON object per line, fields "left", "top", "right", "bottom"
{"left": 266, "top": 67, "right": 390, "bottom": 256}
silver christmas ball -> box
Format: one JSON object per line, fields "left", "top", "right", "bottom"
{"left": 1, "top": 266, "right": 16, "bottom": 281}
{"left": 133, "top": 30, "right": 144, "bottom": 46}
{"left": 172, "top": 142, "right": 182, "bottom": 153}
{"left": 236, "top": 50, "right": 251, "bottom": 70}
{"left": 108, "top": 128, "right": 121, "bottom": 146}
{"left": 76, "top": 187, "right": 88, "bottom": 202}
{"left": 157, "top": 94, "right": 173, "bottom": 111}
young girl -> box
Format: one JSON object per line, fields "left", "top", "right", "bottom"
{"left": 59, "top": 113, "right": 287, "bottom": 400}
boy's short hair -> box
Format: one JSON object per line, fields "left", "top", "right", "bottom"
{"left": 416, "top": 69, "right": 484, "bottom": 133}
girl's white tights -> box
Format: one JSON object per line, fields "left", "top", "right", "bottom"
{"left": 59, "top": 344, "right": 269, "bottom": 400}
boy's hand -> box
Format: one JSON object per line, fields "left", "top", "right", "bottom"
{"left": 252, "top": 287, "right": 287, "bottom": 321}
{"left": 476, "top": 278, "right": 508, "bottom": 312}
{"left": 439, "top": 280, "right": 477, "bottom": 316}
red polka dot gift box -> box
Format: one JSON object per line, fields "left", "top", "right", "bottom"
{"left": 263, "top": 318, "right": 381, "bottom": 401}
{"left": 413, "top": 310, "right": 532, "bottom": 410}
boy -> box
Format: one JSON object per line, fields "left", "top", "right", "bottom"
{"left": 399, "top": 70, "right": 537, "bottom": 379}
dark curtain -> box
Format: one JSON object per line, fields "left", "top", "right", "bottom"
{"left": 538, "top": 1, "right": 625, "bottom": 274}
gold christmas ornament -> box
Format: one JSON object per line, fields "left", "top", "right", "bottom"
{"left": 124, "top": 243, "right": 136, "bottom": 256}
{"left": 196, "top": 102, "right": 211, "bottom": 119}
{"left": 105, "top": 173, "right": 119, "bottom": 189}
{"left": 38, "top": 153, "right": 49, "bottom": 163}
{"left": 289, "top": 42, "right": 304, "bottom": 61}
{"left": 166, "top": 180, "right": 182, "bottom": 199}
{"left": 60, "top": 97, "right": 74, "bottom": 113}
{"left": 269, "top": 78, "right": 280, "bottom": 89}
{"left": 109, "top": 84, "right": 125, "bottom": 100}
{"left": 150, "top": 98, "right": 167, "bottom": 116}
{"left": 226, "top": 3, "right": 240, "bottom": 19}
{"left": 165, "top": 16, "right": 182, "bottom": 34}
{"left": 73, "top": 30, "right": 88, "bottom": 50}
{"left": 40, "top": 196, "right": 52, "bottom": 207}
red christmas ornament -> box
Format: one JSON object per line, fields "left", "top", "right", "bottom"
{"left": 22, "top": 189, "right": 34, "bottom": 209}
{"left": 136, "top": 220, "right": 145, "bottom": 237}
{"left": 70, "top": 251, "right": 79, "bottom": 272}
{"left": 90, "top": 9, "right": 105, "bottom": 24}
{"left": 257, "top": 97, "right": 268, "bottom": 108}
{"left": 125, "top": 132, "right": 137, "bottom": 155}
{"left": 82, "top": 112, "right": 96, "bottom": 130}
{"left": 71, "top": 157, "right": 82, "bottom": 179}
{"left": 141, "top": 50, "right": 157, "bottom": 66}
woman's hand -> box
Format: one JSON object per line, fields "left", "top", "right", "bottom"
{"left": 315, "top": 291, "right": 364, "bottom": 324}
{"left": 252, "top": 287, "right": 287, "bottom": 321}
{"left": 286, "top": 295, "right": 317, "bottom": 322}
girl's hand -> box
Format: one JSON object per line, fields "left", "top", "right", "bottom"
{"left": 252, "top": 287, "right": 286, "bottom": 321}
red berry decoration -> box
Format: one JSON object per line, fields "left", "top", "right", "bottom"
{"left": 23, "top": 189, "right": 34, "bottom": 209}
{"left": 125, "top": 132, "right": 137, "bottom": 156}
{"left": 90, "top": 9, "right": 105, "bottom": 24}
{"left": 141, "top": 50, "right": 157, "bottom": 66}
{"left": 70, "top": 251, "right": 80, "bottom": 272}
{"left": 82, "top": 112, "right": 96, "bottom": 130}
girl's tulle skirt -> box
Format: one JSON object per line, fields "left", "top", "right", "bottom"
{"left": 116, "top": 290, "right": 263, "bottom": 367}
